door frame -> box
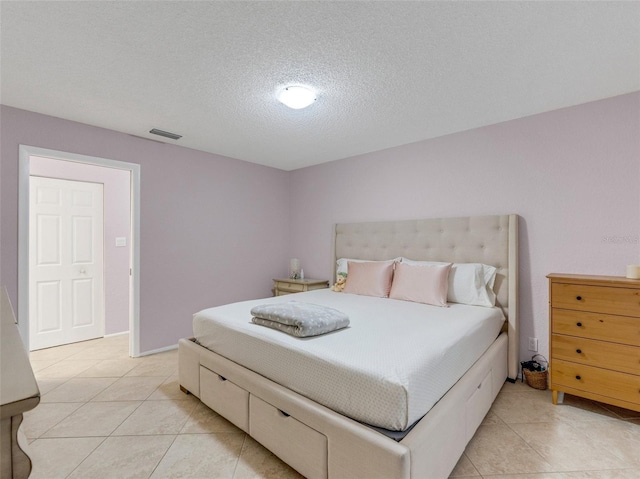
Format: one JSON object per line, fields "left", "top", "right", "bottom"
{"left": 18, "top": 145, "right": 141, "bottom": 357}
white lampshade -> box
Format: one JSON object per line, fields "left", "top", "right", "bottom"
{"left": 289, "top": 258, "right": 301, "bottom": 279}
{"left": 278, "top": 86, "right": 316, "bottom": 109}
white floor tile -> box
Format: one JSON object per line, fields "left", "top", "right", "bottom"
{"left": 42, "top": 401, "right": 141, "bottom": 437}
{"left": 91, "top": 376, "right": 166, "bottom": 401}
{"left": 26, "top": 334, "right": 640, "bottom": 479}
{"left": 67, "top": 435, "right": 175, "bottom": 479}
{"left": 28, "top": 437, "right": 105, "bottom": 479}
{"left": 150, "top": 433, "right": 245, "bottom": 478}
{"left": 40, "top": 377, "right": 117, "bottom": 403}
{"left": 113, "top": 399, "right": 197, "bottom": 436}
{"left": 21, "top": 402, "right": 84, "bottom": 439}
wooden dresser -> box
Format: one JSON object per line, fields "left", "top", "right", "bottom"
{"left": 1, "top": 287, "right": 40, "bottom": 479}
{"left": 548, "top": 274, "right": 640, "bottom": 412}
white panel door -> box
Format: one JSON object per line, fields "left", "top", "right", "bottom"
{"left": 29, "top": 176, "right": 104, "bottom": 350}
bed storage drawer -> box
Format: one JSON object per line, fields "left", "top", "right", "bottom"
{"left": 465, "top": 369, "right": 493, "bottom": 441}
{"left": 250, "top": 395, "right": 327, "bottom": 479}
{"left": 200, "top": 366, "right": 249, "bottom": 432}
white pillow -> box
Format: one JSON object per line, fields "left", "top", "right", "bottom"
{"left": 401, "top": 258, "right": 497, "bottom": 307}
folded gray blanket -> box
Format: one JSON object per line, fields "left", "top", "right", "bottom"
{"left": 250, "top": 301, "right": 350, "bottom": 338}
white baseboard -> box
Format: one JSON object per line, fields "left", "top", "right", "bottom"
{"left": 104, "top": 331, "right": 129, "bottom": 338}
{"left": 138, "top": 343, "right": 178, "bottom": 357}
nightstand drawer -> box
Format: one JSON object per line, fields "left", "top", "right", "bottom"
{"left": 551, "top": 334, "right": 640, "bottom": 375}
{"left": 551, "top": 359, "right": 640, "bottom": 405}
{"left": 273, "top": 279, "right": 329, "bottom": 297}
{"left": 551, "top": 283, "right": 640, "bottom": 317}
{"left": 278, "top": 282, "right": 305, "bottom": 292}
{"left": 551, "top": 309, "right": 640, "bottom": 346}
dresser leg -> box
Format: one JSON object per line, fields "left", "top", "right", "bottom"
{"left": 552, "top": 389, "right": 558, "bottom": 405}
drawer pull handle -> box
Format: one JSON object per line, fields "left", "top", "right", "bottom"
{"left": 218, "top": 375, "right": 227, "bottom": 382}
{"left": 278, "top": 409, "right": 290, "bottom": 418}
{"left": 576, "top": 349, "right": 582, "bottom": 354}
{"left": 576, "top": 322, "right": 582, "bottom": 327}
{"left": 576, "top": 296, "right": 582, "bottom": 301}
{"left": 575, "top": 375, "right": 582, "bottom": 380}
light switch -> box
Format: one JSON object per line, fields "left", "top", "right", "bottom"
{"left": 115, "top": 237, "right": 127, "bottom": 247}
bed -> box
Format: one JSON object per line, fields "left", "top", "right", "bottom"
{"left": 179, "top": 214, "right": 519, "bottom": 479}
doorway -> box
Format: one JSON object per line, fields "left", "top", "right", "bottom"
{"left": 29, "top": 176, "right": 105, "bottom": 350}
{"left": 18, "top": 145, "right": 141, "bottom": 357}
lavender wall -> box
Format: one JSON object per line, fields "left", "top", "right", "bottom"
{"left": 3, "top": 94, "right": 638, "bottom": 358}
{"left": 289, "top": 92, "right": 640, "bottom": 362}
{"left": 30, "top": 156, "right": 131, "bottom": 335}
{"left": 1, "top": 106, "right": 291, "bottom": 353}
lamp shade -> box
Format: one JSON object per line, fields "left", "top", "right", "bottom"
{"left": 289, "top": 258, "right": 301, "bottom": 279}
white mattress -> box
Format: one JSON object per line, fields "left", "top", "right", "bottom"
{"left": 193, "top": 289, "right": 505, "bottom": 431}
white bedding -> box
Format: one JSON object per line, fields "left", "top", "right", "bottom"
{"left": 193, "top": 289, "right": 504, "bottom": 431}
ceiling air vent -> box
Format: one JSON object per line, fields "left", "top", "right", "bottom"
{"left": 149, "top": 128, "right": 182, "bottom": 140}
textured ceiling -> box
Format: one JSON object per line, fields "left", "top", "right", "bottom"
{"left": 1, "top": 1, "right": 639, "bottom": 171}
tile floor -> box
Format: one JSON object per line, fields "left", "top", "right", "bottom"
{"left": 23, "top": 335, "right": 640, "bottom": 479}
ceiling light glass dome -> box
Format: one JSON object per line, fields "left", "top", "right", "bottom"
{"left": 278, "top": 86, "right": 316, "bottom": 109}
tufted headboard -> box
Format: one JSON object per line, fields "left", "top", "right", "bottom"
{"left": 334, "top": 214, "right": 519, "bottom": 380}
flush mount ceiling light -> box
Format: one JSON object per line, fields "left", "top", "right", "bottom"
{"left": 278, "top": 86, "right": 316, "bottom": 109}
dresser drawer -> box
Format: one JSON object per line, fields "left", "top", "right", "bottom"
{"left": 200, "top": 366, "right": 249, "bottom": 432}
{"left": 551, "top": 334, "right": 640, "bottom": 375}
{"left": 250, "top": 395, "right": 327, "bottom": 479}
{"left": 551, "top": 283, "right": 640, "bottom": 317}
{"left": 551, "top": 309, "right": 640, "bottom": 347}
{"left": 551, "top": 359, "right": 640, "bottom": 405}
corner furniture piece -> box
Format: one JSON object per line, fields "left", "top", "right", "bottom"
{"left": 0, "top": 287, "right": 40, "bottom": 479}
{"left": 548, "top": 273, "right": 640, "bottom": 412}
{"left": 273, "top": 278, "right": 330, "bottom": 296}
{"left": 180, "top": 214, "right": 519, "bottom": 479}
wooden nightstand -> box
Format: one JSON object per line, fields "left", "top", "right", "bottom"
{"left": 548, "top": 273, "right": 640, "bottom": 412}
{"left": 273, "top": 278, "right": 329, "bottom": 296}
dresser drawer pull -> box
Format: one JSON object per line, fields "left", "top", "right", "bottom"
{"left": 576, "top": 349, "right": 582, "bottom": 354}
{"left": 575, "top": 375, "right": 582, "bottom": 380}
{"left": 576, "top": 296, "right": 582, "bottom": 301}
{"left": 576, "top": 322, "right": 583, "bottom": 327}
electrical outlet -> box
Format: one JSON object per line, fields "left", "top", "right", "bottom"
{"left": 528, "top": 337, "right": 538, "bottom": 352}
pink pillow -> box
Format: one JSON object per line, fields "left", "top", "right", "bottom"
{"left": 342, "top": 260, "right": 395, "bottom": 298}
{"left": 389, "top": 262, "right": 452, "bottom": 307}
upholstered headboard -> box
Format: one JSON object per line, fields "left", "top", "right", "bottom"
{"left": 333, "top": 214, "right": 519, "bottom": 380}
